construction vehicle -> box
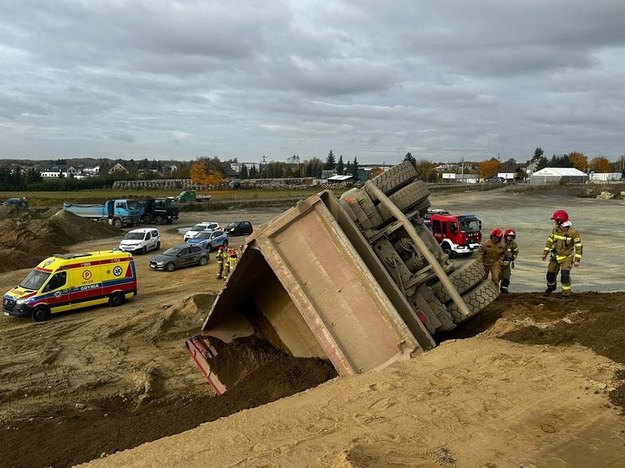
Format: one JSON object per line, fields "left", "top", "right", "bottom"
{"left": 175, "top": 190, "right": 212, "bottom": 203}
{"left": 63, "top": 199, "right": 142, "bottom": 228}
{"left": 423, "top": 209, "right": 482, "bottom": 257}
{"left": 140, "top": 197, "right": 179, "bottom": 225}
{"left": 185, "top": 161, "right": 499, "bottom": 394}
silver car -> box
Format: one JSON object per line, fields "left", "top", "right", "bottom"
{"left": 149, "top": 244, "right": 209, "bottom": 272}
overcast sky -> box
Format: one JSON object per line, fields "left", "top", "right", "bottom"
{"left": 1, "top": 0, "right": 625, "bottom": 164}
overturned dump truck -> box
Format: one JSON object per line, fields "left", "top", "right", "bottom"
{"left": 186, "top": 162, "right": 499, "bottom": 394}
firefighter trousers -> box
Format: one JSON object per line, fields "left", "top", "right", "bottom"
{"left": 546, "top": 257, "right": 573, "bottom": 296}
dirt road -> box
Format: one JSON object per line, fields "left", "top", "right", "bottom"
{"left": 1, "top": 192, "right": 625, "bottom": 467}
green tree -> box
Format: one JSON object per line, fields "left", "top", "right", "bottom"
{"left": 324, "top": 150, "right": 336, "bottom": 170}
{"left": 403, "top": 152, "right": 416, "bottom": 167}
{"left": 336, "top": 155, "right": 344, "bottom": 175}
{"left": 350, "top": 157, "right": 359, "bottom": 177}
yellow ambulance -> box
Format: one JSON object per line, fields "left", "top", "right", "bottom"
{"left": 3, "top": 250, "right": 137, "bottom": 322}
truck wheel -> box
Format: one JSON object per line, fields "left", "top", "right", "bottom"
{"left": 108, "top": 293, "right": 125, "bottom": 307}
{"left": 377, "top": 181, "right": 430, "bottom": 222}
{"left": 441, "top": 242, "right": 454, "bottom": 258}
{"left": 165, "top": 262, "right": 176, "bottom": 272}
{"left": 166, "top": 219, "right": 173, "bottom": 225}
{"left": 112, "top": 218, "right": 123, "bottom": 229}
{"left": 414, "top": 198, "right": 431, "bottom": 216}
{"left": 340, "top": 189, "right": 384, "bottom": 230}
{"left": 446, "top": 279, "right": 499, "bottom": 322}
{"left": 431, "top": 259, "right": 486, "bottom": 304}
{"left": 143, "top": 214, "right": 152, "bottom": 224}
{"left": 154, "top": 215, "right": 163, "bottom": 225}
{"left": 32, "top": 306, "right": 51, "bottom": 322}
{"left": 366, "top": 161, "right": 418, "bottom": 199}
{"left": 199, "top": 256, "right": 209, "bottom": 266}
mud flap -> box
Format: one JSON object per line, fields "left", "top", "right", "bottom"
{"left": 185, "top": 334, "right": 227, "bottom": 395}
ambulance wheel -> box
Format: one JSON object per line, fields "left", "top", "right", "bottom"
{"left": 199, "top": 256, "right": 209, "bottom": 266}
{"left": 109, "top": 293, "right": 125, "bottom": 307}
{"left": 165, "top": 262, "right": 176, "bottom": 272}
{"left": 32, "top": 306, "right": 51, "bottom": 322}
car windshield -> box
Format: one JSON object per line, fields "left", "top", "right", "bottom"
{"left": 459, "top": 219, "right": 481, "bottom": 233}
{"left": 196, "top": 232, "right": 212, "bottom": 239}
{"left": 20, "top": 269, "right": 50, "bottom": 290}
{"left": 163, "top": 246, "right": 184, "bottom": 256}
{"left": 189, "top": 225, "right": 205, "bottom": 232}
{"left": 124, "top": 232, "right": 145, "bottom": 240}
{"left": 226, "top": 222, "right": 237, "bottom": 229}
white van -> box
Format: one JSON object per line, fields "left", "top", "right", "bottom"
{"left": 119, "top": 228, "right": 161, "bottom": 254}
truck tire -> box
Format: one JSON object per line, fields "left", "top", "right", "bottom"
{"left": 32, "top": 306, "right": 51, "bottom": 322}
{"left": 366, "top": 161, "right": 418, "bottom": 199}
{"left": 154, "top": 215, "right": 163, "bottom": 225}
{"left": 431, "top": 260, "right": 486, "bottom": 304}
{"left": 414, "top": 198, "right": 431, "bottom": 216}
{"left": 166, "top": 219, "right": 173, "bottom": 225}
{"left": 377, "top": 181, "right": 430, "bottom": 222}
{"left": 112, "top": 218, "right": 123, "bottom": 229}
{"left": 108, "top": 293, "right": 125, "bottom": 307}
{"left": 446, "top": 279, "right": 499, "bottom": 322}
{"left": 441, "top": 241, "right": 454, "bottom": 258}
{"left": 143, "top": 214, "right": 152, "bottom": 224}
{"left": 340, "top": 189, "right": 384, "bottom": 230}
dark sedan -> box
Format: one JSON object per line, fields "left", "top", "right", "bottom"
{"left": 224, "top": 221, "right": 253, "bottom": 237}
{"left": 149, "top": 244, "right": 209, "bottom": 272}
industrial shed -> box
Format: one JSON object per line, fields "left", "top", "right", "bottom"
{"left": 530, "top": 167, "right": 588, "bottom": 185}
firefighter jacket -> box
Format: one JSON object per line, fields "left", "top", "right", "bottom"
{"left": 476, "top": 238, "right": 506, "bottom": 266}
{"left": 543, "top": 224, "right": 583, "bottom": 263}
{"left": 502, "top": 240, "right": 519, "bottom": 266}
{"left": 216, "top": 251, "right": 225, "bottom": 265}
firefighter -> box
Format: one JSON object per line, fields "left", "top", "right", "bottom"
{"left": 542, "top": 209, "right": 583, "bottom": 300}
{"left": 215, "top": 246, "right": 226, "bottom": 280}
{"left": 223, "top": 249, "right": 238, "bottom": 279}
{"left": 499, "top": 228, "right": 519, "bottom": 294}
{"left": 476, "top": 228, "right": 506, "bottom": 286}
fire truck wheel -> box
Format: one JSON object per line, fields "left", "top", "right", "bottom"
{"left": 377, "top": 181, "right": 430, "bottom": 223}
{"left": 32, "top": 306, "right": 51, "bottom": 322}
{"left": 366, "top": 161, "right": 418, "bottom": 200}
{"left": 431, "top": 259, "right": 486, "bottom": 304}
{"left": 445, "top": 278, "right": 499, "bottom": 322}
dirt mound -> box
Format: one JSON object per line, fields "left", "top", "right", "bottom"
{"left": 0, "top": 229, "right": 67, "bottom": 273}
{"left": 31, "top": 210, "right": 120, "bottom": 246}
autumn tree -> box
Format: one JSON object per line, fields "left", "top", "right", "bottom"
{"left": 589, "top": 156, "right": 610, "bottom": 173}
{"left": 189, "top": 157, "right": 224, "bottom": 186}
{"left": 414, "top": 159, "right": 437, "bottom": 182}
{"left": 568, "top": 152, "right": 588, "bottom": 172}
{"left": 479, "top": 158, "right": 501, "bottom": 180}
{"left": 369, "top": 166, "right": 384, "bottom": 179}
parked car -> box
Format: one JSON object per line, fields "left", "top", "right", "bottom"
{"left": 187, "top": 229, "right": 228, "bottom": 252}
{"left": 224, "top": 221, "right": 253, "bottom": 237}
{"left": 119, "top": 228, "right": 161, "bottom": 254}
{"left": 149, "top": 244, "right": 209, "bottom": 272}
{"left": 2, "top": 197, "right": 28, "bottom": 210}
{"left": 182, "top": 222, "right": 220, "bottom": 242}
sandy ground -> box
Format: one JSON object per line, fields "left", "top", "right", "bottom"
{"left": 1, "top": 191, "right": 625, "bottom": 467}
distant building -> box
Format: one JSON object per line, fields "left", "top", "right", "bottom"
{"left": 441, "top": 173, "right": 480, "bottom": 184}
{"left": 40, "top": 165, "right": 78, "bottom": 178}
{"left": 530, "top": 167, "right": 588, "bottom": 184}
{"left": 109, "top": 163, "right": 128, "bottom": 174}
{"left": 588, "top": 172, "right": 622, "bottom": 182}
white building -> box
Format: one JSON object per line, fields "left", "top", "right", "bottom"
{"left": 530, "top": 167, "right": 588, "bottom": 184}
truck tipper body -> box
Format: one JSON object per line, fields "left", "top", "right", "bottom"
{"left": 175, "top": 190, "right": 212, "bottom": 203}
{"left": 63, "top": 199, "right": 142, "bottom": 228}
{"left": 186, "top": 162, "right": 499, "bottom": 394}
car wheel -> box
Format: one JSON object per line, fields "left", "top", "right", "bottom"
{"left": 141, "top": 246, "right": 147, "bottom": 255}
{"left": 32, "top": 306, "right": 51, "bottom": 322}
{"left": 108, "top": 293, "right": 125, "bottom": 307}
{"left": 165, "top": 262, "right": 176, "bottom": 272}
{"left": 156, "top": 241, "right": 161, "bottom": 250}
{"left": 199, "top": 256, "right": 209, "bottom": 266}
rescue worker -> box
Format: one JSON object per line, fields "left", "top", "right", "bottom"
{"left": 223, "top": 249, "right": 238, "bottom": 279}
{"left": 476, "top": 227, "right": 506, "bottom": 286}
{"left": 215, "top": 246, "right": 226, "bottom": 280}
{"left": 499, "top": 228, "right": 519, "bottom": 294}
{"left": 542, "top": 209, "right": 582, "bottom": 300}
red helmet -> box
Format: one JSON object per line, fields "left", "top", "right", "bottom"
{"left": 504, "top": 229, "right": 516, "bottom": 238}
{"left": 490, "top": 228, "right": 503, "bottom": 239}
{"left": 551, "top": 209, "right": 569, "bottom": 224}
{"left": 218, "top": 246, "right": 225, "bottom": 251}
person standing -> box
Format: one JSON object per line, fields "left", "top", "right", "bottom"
{"left": 476, "top": 228, "right": 506, "bottom": 286}
{"left": 542, "top": 209, "right": 583, "bottom": 300}
{"left": 215, "top": 246, "right": 226, "bottom": 280}
{"left": 500, "top": 228, "right": 519, "bottom": 294}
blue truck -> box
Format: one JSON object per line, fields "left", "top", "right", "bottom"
{"left": 63, "top": 199, "right": 142, "bottom": 228}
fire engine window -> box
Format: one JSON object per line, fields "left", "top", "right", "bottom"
{"left": 432, "top": 220, "right": 441, "bottom": 233}
{"left": 449, "top": 222, "right": 458, "bottom": 233}
{"left": 44, "top": 271, "right": 67, "bottom": 292}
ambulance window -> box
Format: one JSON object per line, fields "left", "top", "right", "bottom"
{"left": 44, "top": 272, "right": 67, "bottom": 292}
{"left": 20, "top": 270, "right": 50, "bottom": 290}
